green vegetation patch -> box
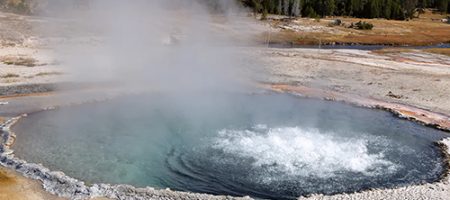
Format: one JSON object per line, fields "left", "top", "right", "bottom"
{"left": 349, "top": 21, "right": 374, "bottom": 30}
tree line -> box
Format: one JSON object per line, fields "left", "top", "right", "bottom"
{"left": 241, "top": 0, "right": 450, "bottom": 20}
{"left": 1, "top": 0, "right": 449, "bottom": 19}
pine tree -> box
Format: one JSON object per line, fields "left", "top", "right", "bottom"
{"left": 351, "top": 0, "right": 363, "bottom": 17}
{"left": 242, "top": 0, "right": 444, "bottom": 20}
{"left": 291, "top": 0, "right": 301, "bottom": 16}
{"left": 277, "top": 0, "right": 282, "bottom": 14}
{"left": 369, "top": 0, "right": 382, "bottom": 18}
{"left": 304, "top": 5, "right": 317, "bottom": 17}
{"left": 336, "top": 1, "right": 347, "bottom": 16}
{"left": 324, "top": 0, "right": 336, "bottom": 16}
{"left": 383, "top": 0, "right": 393, "bottom": 19}
{"left": 418, "top": 0, "right": 429, "bottom": 8}
{"left": 346, "top": 0, "right": 354, "bottom": 15}
{"left": 283, "top": 0, "right": 289, "bottom": 15}
{"left": 437, "top": 0, "right": 449, "bottom": 13}
{"left": 403, "top": 0, "right": 418, "bottom": 18}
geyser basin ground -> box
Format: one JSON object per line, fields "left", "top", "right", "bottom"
{"left": 12, "top": 93, "right": 448, "bottom": 199}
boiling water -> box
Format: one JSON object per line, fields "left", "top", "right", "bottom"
{"left": 13, "top": 93, "right": 447, "bottom": 199}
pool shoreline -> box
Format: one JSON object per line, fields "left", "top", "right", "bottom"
{"left": 1, "top": 85, "right": 450, "bottom": 200}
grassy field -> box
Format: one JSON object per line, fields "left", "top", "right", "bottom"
{"left": 264, "top": 10, "right": 450, "bottom": 46}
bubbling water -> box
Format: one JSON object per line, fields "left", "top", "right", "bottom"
{"left": 213, "top": 125, "right": 398, "bottom": 180}
{"left": 12, "top": 93, "right": 447, "bottom": 199}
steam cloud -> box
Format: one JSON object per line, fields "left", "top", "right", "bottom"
{"left": 39, "top": 0, "right": 260, "bottom": 94}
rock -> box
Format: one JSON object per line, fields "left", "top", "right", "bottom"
{"left": 386, "top": 91, "right": 403, "bottom": 99}
{"left": 330, "top": 19, "right": 342, "bottom": 26}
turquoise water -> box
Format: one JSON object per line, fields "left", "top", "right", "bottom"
{"left": 13, "top": 93, "right": 448, "bottom": 199}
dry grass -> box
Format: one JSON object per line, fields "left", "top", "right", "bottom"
{"left": 423, "top": 48, "right": 450, "bottom": 56}
{"left": 0, "top": 73, "right": 20, "bottom": 78}
{"left": 333, "top": 19, "right": 450, "bottom": 45}
{"left": 266, "top": 10, "right": 450, "bottom": 46}
{"left": 1, "top": 79, "right": 19, "bottom": 83}
{"left": 371, "top": 48, "right": 416, "bottom": 55}
{"left": 0, "top": 55, "right": 38, "bottom": 67}
{"left": 35, "top": 72, "right": 63, "bottom": 77}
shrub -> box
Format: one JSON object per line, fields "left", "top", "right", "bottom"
{"left": 304, "top": 6, "right": 317, "bottom": 18}
{"left": 1, "top": 55, "right": 38, "bottom": 67}
{"left": 328, "top": 19, "right": 342, "bottom": 26}
{"left": 1, "top": 0, "right": 32, "bottom": 14}
{"left": 314, "top": 16, "right": 321, "bottom": 22}
{"left": 261, "top": 8, "right": 268, "bottom": 20}
{"left": 350, "top": 21, "right": 374, "bottom": 30}
{"left": 15, "top": 1, "right": 31, "bottom": 14}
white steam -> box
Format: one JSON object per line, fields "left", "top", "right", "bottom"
{"left": 39, "top": 0, "right": 259, "bottom": 93}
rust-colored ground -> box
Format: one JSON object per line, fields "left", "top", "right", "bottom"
{"left": 371, "top": 48, "right": 415, "bottom": 54}
{"left": 0, "top": 167, "right": 64, "bottom": 200}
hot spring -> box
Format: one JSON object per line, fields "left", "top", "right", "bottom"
{"left": 12, "top": 93, "right": 448, "bottom": 199}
